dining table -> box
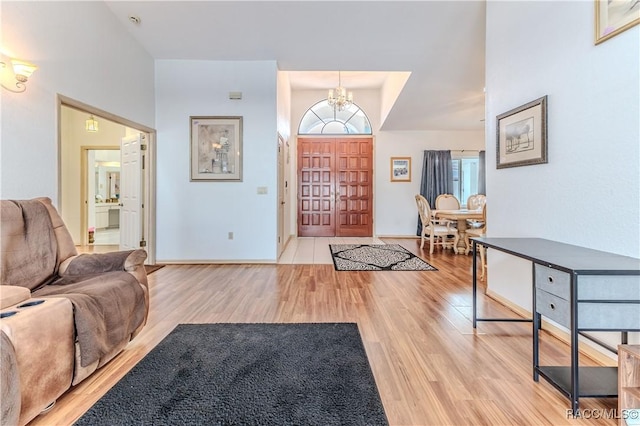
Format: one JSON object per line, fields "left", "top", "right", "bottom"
{"left": 433, "top": 209, "right": 484, "bottom": 254}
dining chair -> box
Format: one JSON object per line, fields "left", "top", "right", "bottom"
{"left": 464, "top": 203, "right": 487, "bottom": 280}
{"left": 435, "top": 194, "right": 461, "bottom": 230}
{"left": 415, "top": 194, "right": 459, "bottom": 254}
{"left": 466, "top": 194, "right": 486, "bottom": 228}
{"left": 435, "top": 194, "right": 460, "bottom": 210}
{"left": 466, "top": 194, "right": 486, "bottom": 210}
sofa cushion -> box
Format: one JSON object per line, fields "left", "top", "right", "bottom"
{"left": 33, "top": 271, "right": 146, "bottom": 367}
{"left": 1, "top": 200, "right": 58, "bottom": 290}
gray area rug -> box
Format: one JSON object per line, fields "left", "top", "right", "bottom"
{"left": 74, "top": 323, "right": 388, "bottom": 426}
{"left": 330, "top": 244, "right": 437, "bottom": 271}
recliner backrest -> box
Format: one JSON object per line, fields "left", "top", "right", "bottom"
{"left": 0, "top": 198, "right": 77, "bottom": 290}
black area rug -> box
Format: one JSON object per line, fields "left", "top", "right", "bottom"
{"left": 74, "top": 323, "right": 388, "bottom": 426}
{"left": 330, "top": 244, "right": 437, "bottom": 271}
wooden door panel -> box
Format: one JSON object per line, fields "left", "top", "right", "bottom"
{"left": 335, "top": 138, "right": 373, "bottom": 237}
{"left": 298, "top": 138, "right": 335, "bottom": 237}
{"left": 298, "top": 137, "right": 372, "bottom": 237}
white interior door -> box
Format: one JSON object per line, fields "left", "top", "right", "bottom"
{"left": 120, "top": 134, "right": 143, "bottom": 251}
{"left": 277, "top": 135, "right": 285, "bottom": 258}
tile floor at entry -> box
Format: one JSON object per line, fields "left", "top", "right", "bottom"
{"left": 278, "top": 237, "right": 385, "bottom": 264}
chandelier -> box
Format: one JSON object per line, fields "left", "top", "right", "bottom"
{"left": 327, "top": 71, "right": 353, "bottom": 112}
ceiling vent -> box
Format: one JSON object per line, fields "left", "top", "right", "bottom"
{"left": 229, "top": 92, "right": 242, "bottom": 100}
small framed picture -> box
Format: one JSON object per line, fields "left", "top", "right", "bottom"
{"left": 190, "top": 116, "right": 243, "bottom": 181}
{"left": 595, "top": 0, "right": 640, "bottom": 44}
{"left": 496, "top": 96, "right": 548, "bottom": 169}
{"left": 390, "top": 157, "right": 411, "bottom": 182}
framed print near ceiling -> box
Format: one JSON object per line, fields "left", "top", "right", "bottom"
{"left": 190, "top": 116, "right": 243, "bottom": 181}
{"left": 496, "top": 96, "right": 548, "bottom": 169}
{"left": 595, "top": 0, "right": 640, "bottom": 44}
{"left": 390, "top": 157, "right": 411, "bottom": 182}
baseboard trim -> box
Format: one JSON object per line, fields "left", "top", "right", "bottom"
{"left": 484, "top": 289, "right": 616, "bottom": 366}
{"left": 376, "top": 235, "right": 419, "bottom": 239}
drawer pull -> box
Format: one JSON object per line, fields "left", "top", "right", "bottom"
{"left": 547, "top": 276, "right": 554, "bottom": 284}
{"left": 550, "top": 303, "right": 556, "bottom": 310}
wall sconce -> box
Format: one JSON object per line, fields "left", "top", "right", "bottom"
{"left": 1, "top": 57, "right": 37, "bottom": 93}
{"left": 85, "top": 115, "right": 99, "bottom": 132}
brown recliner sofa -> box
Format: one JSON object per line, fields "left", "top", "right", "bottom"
{"left": 0, "top": 197, "right": 149, "bottom": 426}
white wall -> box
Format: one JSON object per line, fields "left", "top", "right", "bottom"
{"left": 1, "top": 2, "right": 155, "bottom": 202}
{"left": 155, "top": 60, "right": 278, "bottom": 262}
{"left": 290, "top": 89, "right": 485, "bottom": 237}
{"left": 486, "top": 1, "right": 640, "bottom": 347}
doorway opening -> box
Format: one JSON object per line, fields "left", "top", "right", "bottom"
{"left": 58, "top": 95, "right": 157, "bottom": 264}
{"left": 86, "top": 148, "right": 121, "bottom": 245}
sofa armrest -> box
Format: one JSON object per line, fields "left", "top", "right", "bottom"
{"left": 0, "top": 286, "right": 31, "bottom": 310}
{"left": 58, "top": 250, "right": 150, "bottom": 329}
{"left": 59, "top": 250, "right": 147, "bottom": 276}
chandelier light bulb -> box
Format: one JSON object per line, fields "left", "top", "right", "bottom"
{"left": 327, "top": 71, "right": 353, "bottom": 112}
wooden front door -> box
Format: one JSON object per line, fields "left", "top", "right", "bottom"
{"left": 297, "top": 137, "right": 373, "bottom": 237}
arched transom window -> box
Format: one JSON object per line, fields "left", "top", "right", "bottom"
{"left": 298, "top": 100, "right": 372, "bottom": 135}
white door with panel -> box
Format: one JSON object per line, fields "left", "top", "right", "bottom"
{"left": 277, "top": 135, "right": 286, "bottom": 258}
{"left": 120, "top": 134, "right": 144, "bottom": 252}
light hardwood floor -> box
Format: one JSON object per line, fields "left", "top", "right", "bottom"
{"left": 33, "top": 238, "right": 618, "bottom": 425}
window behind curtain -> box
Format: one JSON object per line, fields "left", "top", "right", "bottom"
{"left": 451, "top": 153, "right": 480, "bottom": 207}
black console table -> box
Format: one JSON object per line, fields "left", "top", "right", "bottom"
{"left": 471, "top": 237, "right": 640, "bottom": 414}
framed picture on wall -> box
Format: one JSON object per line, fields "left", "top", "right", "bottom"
{"left": 390, "top": 157, "right": 411, "bottom": 182}
{"left": 595, "top": 0, "right": 640, "bottom": 44}
{"left": 190, "top": 116, "right": 243, "bottom": 181}
{"left": 496, "top": 96, "right": 548, "bottom": 169}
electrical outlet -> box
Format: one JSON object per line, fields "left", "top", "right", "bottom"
{"left": 257, "top": 186, "right": 268, "bottom": 194}
{"left": 228, "top": 232, "right": 233, "bottom": 240}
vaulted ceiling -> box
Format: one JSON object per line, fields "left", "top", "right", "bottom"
{"left": 104, "top": 1, "right": 486, "bottom": 131}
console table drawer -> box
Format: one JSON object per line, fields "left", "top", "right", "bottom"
{"left": 578, "top": 303, "right": 640, "bottom": 330}
{"left": 579, "top": 275, "right": 640, "bottom": 300}
{"left": 535, "top": 264, "right": 570, "bottom": 299}
{"left": 536, "top": 289, "right": 569, "bottom": 328}
{"left": 537, "top": 293, "right": 640, "bottom": 330}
